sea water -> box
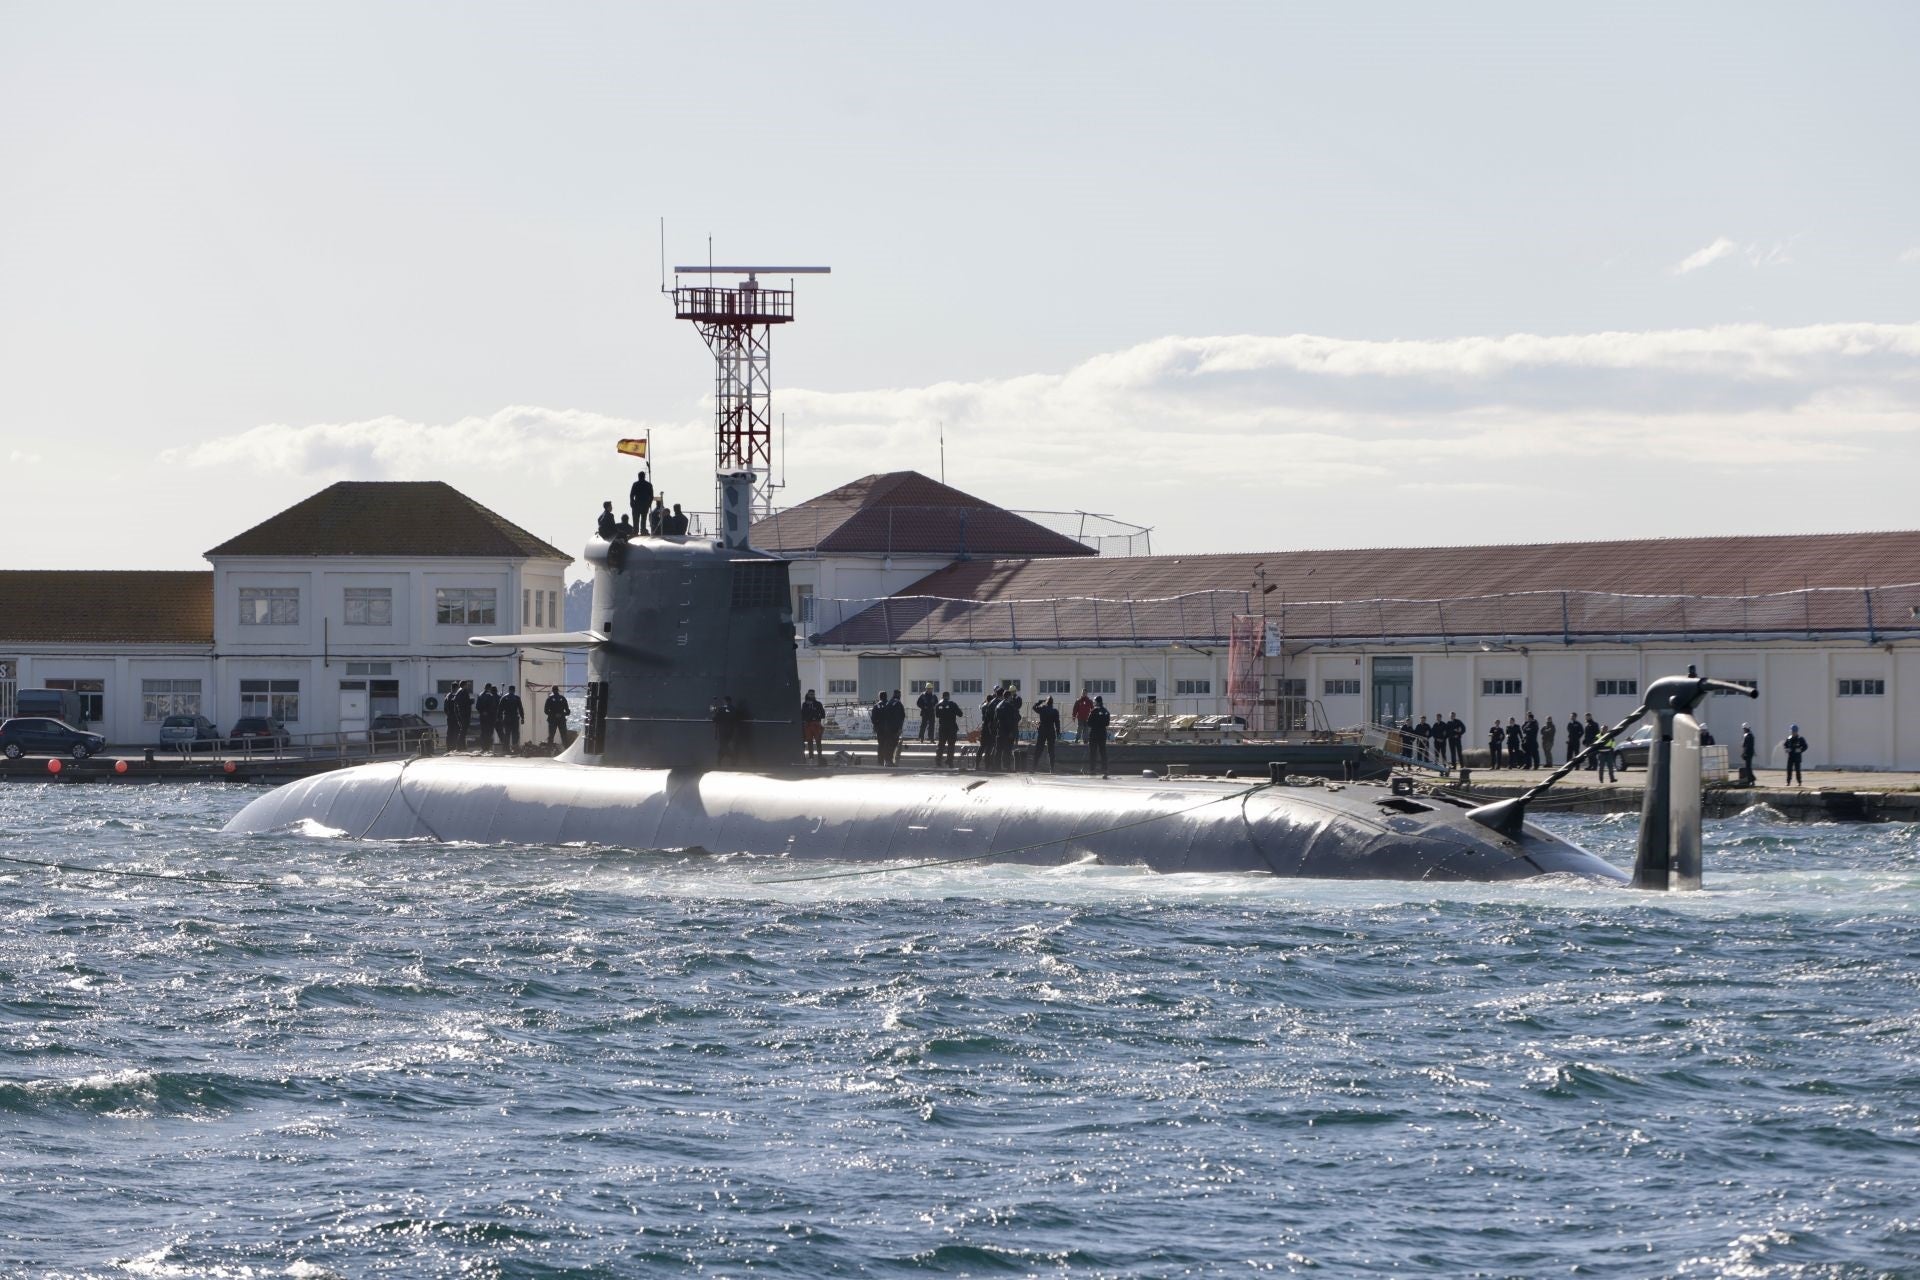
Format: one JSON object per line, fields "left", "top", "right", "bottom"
{"left": 1, "top": 783, "right": 1917, "bottom": 1279}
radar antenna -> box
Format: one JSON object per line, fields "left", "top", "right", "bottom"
{"left": 668, "top": 261, "right": 831, "bottom": 518}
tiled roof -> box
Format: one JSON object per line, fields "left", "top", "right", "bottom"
{"left": 814, "top": 530, "right": 1920, "bottom": 647}
{"left": 0, "top": 571, "right": 214, "bottom": 645}
{"left": 749, "top": 472, "right": 1095, "bottom": 558}
{"left": 207, "top": 482, "right": 569, "bottom": 561}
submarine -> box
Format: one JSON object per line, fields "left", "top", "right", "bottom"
{"left": 225, "top": 473, "right": 1647, "bottom": 884}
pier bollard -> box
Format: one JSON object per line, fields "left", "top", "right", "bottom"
{"left": 46, "top": 758, "right": 62, "bottom": 776}
{"left": 114, "top": 759, "right": 128, "bottom": 775}
{"left": 1267, "top": 761, "right": 1288, "bottom": 784}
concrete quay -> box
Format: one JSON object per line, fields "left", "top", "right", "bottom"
{"left": 1440, "top": 766, "right": 1920, "bottom": 821}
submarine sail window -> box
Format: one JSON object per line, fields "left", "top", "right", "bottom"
{"left": 730, "top": 562, "right": 785, "bottom": 610}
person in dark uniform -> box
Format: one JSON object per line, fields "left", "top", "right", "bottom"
{"left": 668, "top": 504, "right": 689, "bottom": 535}
{"left": 629, "top": 470, "right": 653, "bottom": 531}
{"left": 1583, "top": 714, "right": 1602, "bottom": 772}
{"left": 649, "top": 498, "right": 668, "bottom": 536}
{"left": 596, "top": 502, "right": 618, "bottom": 540}
{"left": 887, "top": 691, "right": 908, "bottom": 764}
{"left": 1032, "top": 697, "right": 1060, "bottom": 773}
{"left": 1521, "top": 713, "right": 1540, "bottom": 770}
{"left": 1446, "top": 712, "right": 1466, "bottom": 767}
{"left": 916, "top": 684, "right": 938, "bottom": 742}
{"left": 1085, "top": 695, "right": 1111, "bottom": 777}
{"left": 1564, "top": 714, "right": 1583, "bottom": 767}
{"left": 1487, "top": 722, "right": 1504, "bottom": 769}
{"left": 1505, "top": 718, "right": 1522, "bottom": 768}
{"left": 544, "top": 687, "right": 570, "bottom": 745}
{"left": 1539, "top": 714, "right": 1557, "bottom": 767}
{"left": 1782, "top": 725, "right": 1808, "bottom": 785}
{"left": 498, "top": 685, "right": 524, "bottom": 752}
{"left": 934, "top": 692, "right": 961, "bottom": 766}
{"left": 452, "top": 681, "right": 474, "bottom": 752}
{"left": 800, "top": 689, "right": 825, "bottom": 761}
{"left": 995, "top": 687, "right": 1023, "bottom": 771}
{"left": 978, "top": 688, "right": 1001, "bottom": 771}
{"left": 613, "top": 514, "right": 635, "bottom": 541}
{"left": 1413, "top": 716, "right": 1433, "bottom": 765}
{"left": 1738, "top": 722, "right": 1757, "bottom": 785}
{"left": 712, "top": 696, "right": 739, "bottom": 766}
{"left": 872, "top": 693, "right": 895, "bottom": 766}
{"left": 476, "top": 684, "right": 500, "bottom": 753}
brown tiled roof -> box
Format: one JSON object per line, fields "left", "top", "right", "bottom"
{"left": 750, "top": 471, "right": 1095, "bottom": 558}
{"left": 207, "top": 482, "right": 569, "bottom": 561}
{"left": 814, "top": 530, "right": 1920, "bottom": 647}
{"left": 0, "top": 571, "right": 214, "bottom": 645}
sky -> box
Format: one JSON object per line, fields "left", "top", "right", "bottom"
{"left": 3, "top": 1, "right": 1918, "bottom": 579}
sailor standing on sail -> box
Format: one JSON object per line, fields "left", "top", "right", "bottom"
{"left": 934, "top": 691, "right": 961, "bottom": 766}
{"left": 629, "top": 469, "right": 653, "bottom": 531}
{"left": 1032, "top": 697, "right": 1060, "bottom": 773}
{"left": 544, "top": 687, "right": 570, "bottom": 745}
{"left": 995, "top": 687, "right": 1023, "bottom": 771}
{"left": 1085, "top": 695, "right": 1111, "bottom": 778}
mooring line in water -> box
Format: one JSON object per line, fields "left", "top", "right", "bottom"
{"left": 0, "top": 850, "right": 284, "bottom": 890}
{"left": 755, "top": 781, "right": 1278, "bottom": 885}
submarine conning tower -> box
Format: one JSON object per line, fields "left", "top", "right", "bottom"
{"left": 580, "top": 476, "right": 801, "bottom": 771}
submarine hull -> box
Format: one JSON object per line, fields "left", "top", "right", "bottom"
{"left": 222, "top": 756, "right": 1628, "bottom": 883}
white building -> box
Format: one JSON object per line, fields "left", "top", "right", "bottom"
{"left": 775, "top": 474, "right": 1920, "bottom": 771}
{"left": 1, "top": 482, "right": 572, "bottom": 742}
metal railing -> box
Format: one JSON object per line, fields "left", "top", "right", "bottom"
{"left": 158, "top": 726, "right": 441, "bottom": 764}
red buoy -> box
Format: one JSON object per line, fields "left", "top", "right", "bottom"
{"left": 114, "top": 758, "right": 129, "bottom": 775}
{"left": 47, "top": 758, "right": 62, "bottom": 775}
{"left": 223, "top": 760, "right": 237, "bottom": 775}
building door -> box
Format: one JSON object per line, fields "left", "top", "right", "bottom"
{"left": 857, "top": 656, "right": 900, "bottom": 702}
{"left": 1371, "top": 656, "right": 1413, "bottom": 726}
{"left": 338, "top": 680, "right": 369, "bottom": 734}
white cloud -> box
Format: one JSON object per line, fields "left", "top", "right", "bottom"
{"left": 1675, "top": 237, "right": 1738, "bottom": 275}
{"left": 6, "top": 449, "right": 43, "bottom": 465}
{"left": 161, "top": 322, "right": 1920, "bottom": 562}
{"left": 1900, "top": 247, "right": 1920, "bottom": 266}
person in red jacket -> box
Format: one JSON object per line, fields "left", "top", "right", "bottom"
{"left": 1071, "top": 691, "right": 1095, "bottom": 743}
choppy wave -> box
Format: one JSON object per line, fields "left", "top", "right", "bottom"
{"left": 1, "top": 782, "right": 1917, "bottom": 1278}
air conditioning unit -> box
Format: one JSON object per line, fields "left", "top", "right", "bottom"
{"left": 422, "top": 695, "right": 441, "bottom": 712}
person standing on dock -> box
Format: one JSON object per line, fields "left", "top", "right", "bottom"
{"left": 1505, "top": 719, "right": 1522, "bottom": 769}
{"left": 1071, "top": 690, "right": 1093, "bottom": 743}
{"left": 1413, "top": 716, "right": 1433, "bottom": 765}
{"left": 1595, "top": 729, "right": 1618, "bottom": 782}
{"left": 1583, "top": 714, "right": 1602, "bottom": 771}
{"left": 1540, "top": 714, "right": 1557, "bottom": 767}
{"left": 499, "top": 685, "right": 524, "bottom": 753}
{"left": 916, "top": 684, "right": 938, "bottom": 742}
{"left": 1739, "top": 722, "right": 1757, "bottom": 785}
{"left": 1487, "top": 722, "right": 1504, "bottom": 768}
{"left": 1564, "top": 714, "right": 1583, "bottom": 768}
{"left": 800, "top": 689, "right": 825, "bottom": 761}
{"left": 449, "top": 681, "right": 473, "bottom": 752}
{"left": 544, "top": 687, "right": 570, "bottom": 746}
{"left": 871, "top": 692, "right": 895, "bottom": 766}
{"left": 1446, "top": 712, "right": 1465, "bottom": 767}
{"left": 1783, "top": 725, "right": 1809, "bottom": 785}
{"left": 995, "top": 687, "right": 1024, "bottom": 771}
{"left": 1521, "top": 713, "right": 1540, "bottom": 770}
{"left": 1032, "top": 697, "right": 1060, "bottom": 773}
{"left": 1085, "top": 696, "right": 1111, "bottom": 777}
{"left": 934, "top": 691, "right": 961, "bottom": 766}
{"left": 476, "top": 684, "right": 500, "bottom": 753}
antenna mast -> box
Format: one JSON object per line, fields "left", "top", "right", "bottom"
{"left": 669, "top": 260, "right": 830, "bottom": 518}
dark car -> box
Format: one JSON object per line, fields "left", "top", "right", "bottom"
{"left": 0, "top": 717, "right": 109, "bottom": 760}
{"left": 371, "top": 713, "right": 437, "bottom": 752}
{"left": 228, "top": 717, "right": 291, "bottom": 751}
{"left": 1613, "top": 725, "right": 1656, "bottom": 770}
{"left": 159, "top": 713, "right": 222, "bottom": 751}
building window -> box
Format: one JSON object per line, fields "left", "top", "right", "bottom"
{"left": 795, "top": 585, "right": 816, "bottom": 624}
{"left": 435, "top": 587, "right": 497, "bottom": 626}
{"left": 826, "top": 678, "right": 858, "bottom": 696}
{"left": 141, "top": 679, "right": 200, "bottom": 721}
{"left": 1482, "top": 678, "right": 1523, "bottom": 696}
{"left": 996, "top": 678, "right": 1022, "bottom": 692}
{"left": 1174, "top": 678, "right": 1212, "bottom": 696}
{"left": 524, "top": 588, "right": 533, "bottom": 627}
{"left": 548, "top": 590, "right": 558, "bottom": 630}
{"left": 240, "top": 679, "right": 300, "bottom": 722}
{"left": 239, "top": 586, "right": 299, "bottom": 626}
{"left": 343, "top": 587, "right": 392, "bottom": 626}
{"left": 1135, "top": 678, "right": 1158, "bottom": 703}
{"left": 950, "top": 678, "right": 983, "bottom": 694}
{"left": 1838, "top": 678, "right": 1886, "bottom": 697}
{"left": 44, "top": 677, "right": 105, "bottom": 724}
{"left": 1038, "top": 679, "right": 1072, "bottom": 695}
{"left": 1324, "top": 678, "right": 1361, "bottom": 696}
{"left": 1594, "top": 678, "right": 1638, "bottom": 697}
{"left": 1081, "top": 679, "right": 1117, "bottom": 695}
{"left": 345, "top": 662, "right": 392, "bottom": 676}
{"left": 1274, "top": 678, "right": 1306, "bottom": 698}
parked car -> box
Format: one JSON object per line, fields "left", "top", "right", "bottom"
{"left": 371, "top": 712, "right": 437, "bottom": 752}
{"left": 1614, "top": 725, "right": 1656, "bottom": 770}
{"left": 0, "top": 717, "right": 109, "bottom": 760}
{"left": 159, "top": 714, "right": 222, "bottom": 751}
{"left": 227, "top": 717, "right": 291, "bottom": 751}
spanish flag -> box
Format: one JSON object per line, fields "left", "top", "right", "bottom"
{"left": 616, "top": 438, "right": 648, "bottom": 458}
